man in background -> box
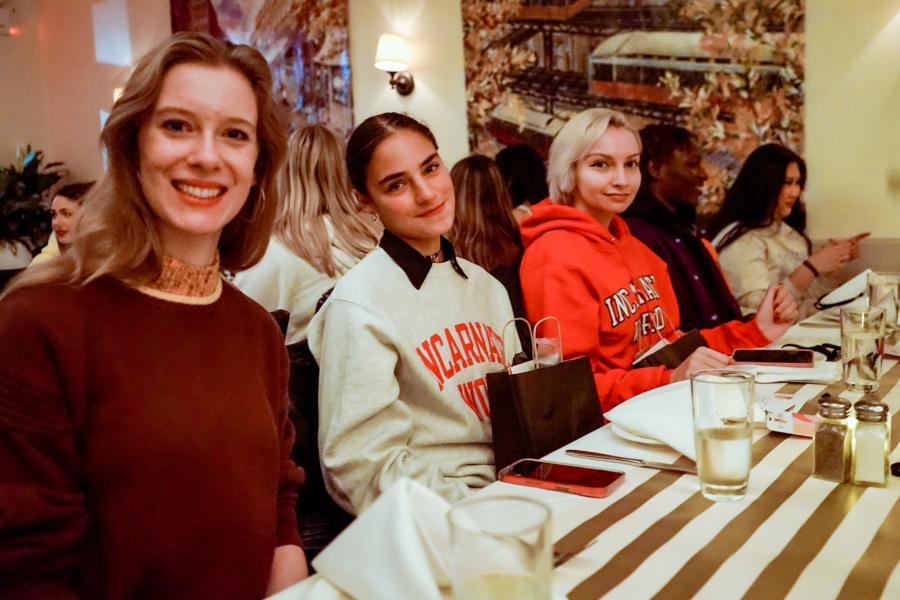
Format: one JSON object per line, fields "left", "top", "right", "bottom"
{"left": 623, "top": 125, "right": 743, "bottom": 331}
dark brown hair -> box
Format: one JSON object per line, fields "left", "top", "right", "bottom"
{"left": 345, "top": 112, "right": 438, "bottom": 195}
{"left": 55, "top": 181, "right": 96, "bottom": 204}
{"left": 494, "top": 144, "right": 548, "bottom": 207}
{"left": 708, "top": 143, "right": 809, "bottom": 253}
{"left": 449, "top": 155, "right": 522, "bottom": 271}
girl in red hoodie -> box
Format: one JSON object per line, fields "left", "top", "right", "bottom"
{"left": 519, "top": 109, "right": 798, "bottom": 412}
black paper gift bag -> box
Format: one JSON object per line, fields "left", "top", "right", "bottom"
{"left": 487, "top": 318, "right": 604, "bottom": 471}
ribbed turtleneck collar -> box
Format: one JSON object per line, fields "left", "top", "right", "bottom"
{"left": 138, "top": 253, "right": 222, "bottom": 305}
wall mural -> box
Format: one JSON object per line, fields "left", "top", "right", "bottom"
{"left": 462, "top": 0, "right": 804, "bottom": 212}
{"left": 171, "top": 0, "right": 354, "bottom": 138}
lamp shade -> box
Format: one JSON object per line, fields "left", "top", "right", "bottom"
{"left": 374, "top": 33, "right": 410, "bottom": 72}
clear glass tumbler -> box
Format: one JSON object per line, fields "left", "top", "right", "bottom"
{"left": 691, "top": 369, "right": 755, "bottom": 501}
{"left": 841, "top": 306, "right": 886, "bottom": 392}
{"left": 448, "top": 496, "right": 551, "bottom": 600}
{"left": 867, "top": 271, "right": 900, "bottom": 333}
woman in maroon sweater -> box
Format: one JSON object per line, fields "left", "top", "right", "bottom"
{"left": 0, "top": 34, "right": 306, "bottom": 598}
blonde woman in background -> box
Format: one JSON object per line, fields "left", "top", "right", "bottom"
{"left": 234, "top": 124, "right": 380, "bottom": 344}
{"left": 519, "top": 108, "right": 798, "bottom": 412}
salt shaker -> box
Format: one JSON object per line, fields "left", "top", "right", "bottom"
{"left": 851, "top": 399, "right": 890, "bottom": 487}
{"left": 813, "top": 394, "right": 852, "bottom": 482}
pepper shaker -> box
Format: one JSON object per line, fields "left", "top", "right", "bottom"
{"left": 813, "top": 394, "right": 852, "bottom": 482}
{"left": 851, "top": 399, "right": 890, "bottom": 487}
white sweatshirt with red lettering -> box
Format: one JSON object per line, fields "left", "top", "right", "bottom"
{"left": 307, "top": 242, "right": 516, "bottom": 515}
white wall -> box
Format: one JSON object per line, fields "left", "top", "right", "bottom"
{"left": 0, "top": 0, "right": 51, "bottom": 165}
{"left": 0, "top": 0, "right": 170, "bottom": 180}
{"left": 805, "top": 0, "right": 900, "bottom": 239}
{"left": 45, "top": 0, "right": 171, "bottom": 179}
{"left": 347, "top": 0, "right": 469, "bottom": 167}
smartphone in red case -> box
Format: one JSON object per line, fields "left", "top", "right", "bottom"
{"left": 498, "top": 458, "right": 625, "bottom": 498}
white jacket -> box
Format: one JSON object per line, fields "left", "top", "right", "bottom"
{"left": 233, "top": 237, "right": 358, "bottom": 344}
{"left": 713, "top": 221, "right": 837, "bottom": 318}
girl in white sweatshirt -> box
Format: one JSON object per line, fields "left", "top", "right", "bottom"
{"left": 307, "top": 113, "right": 517, "bottom": 515}
{"left": 234, "top": 125, "right": 380, "bottom": 344}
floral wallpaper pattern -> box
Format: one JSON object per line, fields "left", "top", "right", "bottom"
{"left": 172, "top": 0, "right": 353, "bottom": 137}
{"left": 461, "top": 0, "right": 805, "bottom": 212}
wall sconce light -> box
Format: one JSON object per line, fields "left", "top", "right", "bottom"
{"left": 374, "top": 33, "right": 414, "bottom": 96}
{"left": 0, "top": 5, "right": 20, "bottom": 36}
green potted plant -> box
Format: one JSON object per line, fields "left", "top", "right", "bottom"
{"left": 0, "top": 146, "right": 63, "bottom": 270}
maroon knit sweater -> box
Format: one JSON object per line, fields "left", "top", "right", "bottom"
{"left": 0, "top": 278, "right": 304, "bottom": 599}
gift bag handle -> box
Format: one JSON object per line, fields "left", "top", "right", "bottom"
{"left": 502, "top": 318, "right": 533, "bottom": 373}
{"left": 532, "top": 316, "right": 562, "bottom": 369}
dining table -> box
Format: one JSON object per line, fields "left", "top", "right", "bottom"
{"left": 275, "top": 305, "right": 900, "bottom": 600}
{"left": 472, "top": 308, "right": 900, "bottom": 599}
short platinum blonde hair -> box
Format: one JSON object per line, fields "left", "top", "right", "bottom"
{"left": 548, "top": 108, "right": 641, "bottom": 206}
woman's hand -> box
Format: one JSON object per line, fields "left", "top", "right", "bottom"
{"left": 754, "top": 283, "right": 799, "bottom": 341}
{"left": 669, "top": 347, "right": 731, "bottom": 383}
{"left": 266, "top": 544, "right": 308, "bottom": 596}
{"left": 829, "top": 232, "right": 870, "bottom": 261}
{"left": 808, "top": 241, "right": 853, "bottom": 276}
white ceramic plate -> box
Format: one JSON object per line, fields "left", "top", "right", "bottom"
{"left": 611, "top": 423, "right": 666, "bottom": 446}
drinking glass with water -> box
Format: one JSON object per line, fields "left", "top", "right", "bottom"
{"left": 867, "top": 271, "right": 900, "bottom": 333}
{"left": 691, "top": 370, "right": 755, "bottom": 502}
{"left": 841, "top": 306, "right": 886, "bottom": 393}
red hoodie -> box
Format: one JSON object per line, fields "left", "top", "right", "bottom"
{"left": 519, "top": 200, "right": 769, "bottom": 412}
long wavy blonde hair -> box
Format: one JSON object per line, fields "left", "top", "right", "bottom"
{"left": 275, "top": 125, "right": 379, "bottom": 278}
{"left": 3, "top": 32, "right": 287, "bottom": 299}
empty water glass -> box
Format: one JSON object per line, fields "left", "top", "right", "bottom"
{"left": 448, "top": 496, "right": 551, "bottom": 600}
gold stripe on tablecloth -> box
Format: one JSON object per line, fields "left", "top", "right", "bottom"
{"left": 649, "top": 379, "right": 848, "bottom": 598}
{"left": 741, "top": 362, "right": 900, "bottom": 599}
{"left": 567, "top": 431, "right": 786, "bottom": 600}
{"left": 741, "top": 484, "right": 868, "bottom": 599}
{"left": 565, "top": 363, "right": 900, "bottom": 600}
{"left": 552, "top": 461, "right": 692, "bottom": 557}
{"left": 554, "top": 383, "right": 810, "bottom": 559}
{"left": 836, "top": 495, "right": 900, "bottom": 600}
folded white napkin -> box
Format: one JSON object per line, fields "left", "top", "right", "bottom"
{"left": 267, "top": 576, "right": 350, "bottom": 600}
{"left": 603, "top": 370, "right": 827, "bottom": 460}
{"left": 310, "top": 478, "right": 452, "bottom": 600}
{"left": 818, "top": 269, "right": 872, "bottom": 306}
{"left": 604, "top": 381, "right": 697, "bottom": 459}
{"left": 271, "top": 479, "right": 568, "bottom": 600}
